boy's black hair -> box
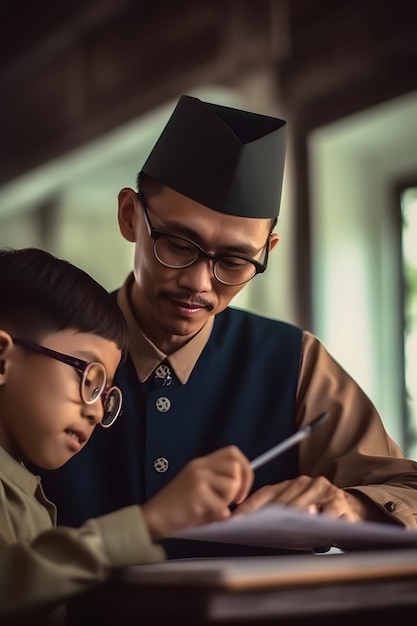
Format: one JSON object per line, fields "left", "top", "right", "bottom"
{"left": 0, "top": 248, "right": 128, "bottom": 359}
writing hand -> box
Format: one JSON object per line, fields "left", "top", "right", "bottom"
{"left": 142, "top": 445, "right": 253, "bottom": 540}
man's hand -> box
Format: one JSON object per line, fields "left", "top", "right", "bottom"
{"left": 142, "top": 446, "right": 253, "bottom": 540}
{"left": 233, "top": 475, "right": 389, "bottom": 523}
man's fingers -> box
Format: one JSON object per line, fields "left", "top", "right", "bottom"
{"left": 234, "top": 475, "right": 363, "bottom": 521}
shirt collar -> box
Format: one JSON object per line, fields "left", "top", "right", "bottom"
{"left": 117, "top": 273, "right": 213, "bottom": 384}
{"left": 0, "top": 446, "right": 40, "bottom": 497}
{"left": 0, "top": 447, "right": 57, "bottom": 524}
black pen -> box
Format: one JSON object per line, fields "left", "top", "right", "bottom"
{"left": 250, "top": 411, "right": 330, "bottom": 470}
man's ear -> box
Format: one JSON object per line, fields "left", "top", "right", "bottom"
{"left": 0, "top": 331, "right": 13, "bottom": 381}
{"left": 118, "top": 187, "right": 140, "bottom": 243}
{"left": 268, "top": 233, "right": 280, "bottom": 253}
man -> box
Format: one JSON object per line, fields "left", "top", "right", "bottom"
{"left": 39, "top": 95, "right": 417, "bottom": 557}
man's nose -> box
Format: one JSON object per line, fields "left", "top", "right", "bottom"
{"left": 177, "top": 257, "right": 214, "bottom": 292}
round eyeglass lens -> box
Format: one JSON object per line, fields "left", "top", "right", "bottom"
{"left": 214, "top": 259, "right": 257, "bottom": 285}
{"left": 154, "top": 237, "right": 197, "bottom": 268}
{"left": 81, "top": 362, "right": 106, "bottom": 403}
{"left": 101, "top": 387, "right": 122, "bottom": 427}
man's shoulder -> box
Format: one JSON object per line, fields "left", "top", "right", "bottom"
{"left": 214, "top": 307, "right": 303, "bottom": 344}
{"left": 219, "top": 306, "right": 301, "bottom": 331}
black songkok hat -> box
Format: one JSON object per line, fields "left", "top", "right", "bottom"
{"left": 141, "top": 95, "right": 287, "bottom": 218}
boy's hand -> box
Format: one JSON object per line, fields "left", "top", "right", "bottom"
{"left": 141, "top": 445, "right": 253, "bottom": 540}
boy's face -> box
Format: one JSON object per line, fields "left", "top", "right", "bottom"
{"left": 0, "top": 329, "right": 121, "bottom": 469}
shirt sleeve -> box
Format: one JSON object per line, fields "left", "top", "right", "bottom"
{"left": 296, "top": 331, "right": 417, "bottom": 528}
{"left": 0, "top": 505, "right": 165, "bottom": 617}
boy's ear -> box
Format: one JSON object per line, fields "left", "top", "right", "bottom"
{"left": 0, "top": 331, "right": 14, "bottom": 381}
{"left": 118, "top": 187, "right": 140, "bottom": 243}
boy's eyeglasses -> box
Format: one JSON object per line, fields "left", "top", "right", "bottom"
{"left": 12, "top": 338, "right": 122, "bottom": 428}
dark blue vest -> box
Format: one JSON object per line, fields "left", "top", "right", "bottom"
{"left": 39, "top": 307, "right": 303, "bottom": 557}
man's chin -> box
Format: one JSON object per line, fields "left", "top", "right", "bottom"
{"left": 162, "top": 317, "right": 208, "bottom": 338}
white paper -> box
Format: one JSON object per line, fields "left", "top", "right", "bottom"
{"left": 168, "top": 504, "right": 417, "bottom": 550}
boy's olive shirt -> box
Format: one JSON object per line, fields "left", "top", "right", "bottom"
{"left": 0, "top": 446, "right": 164, "bottom": 617}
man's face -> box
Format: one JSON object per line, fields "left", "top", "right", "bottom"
{"left": 118, "top": 186, "right": 279, "bottom": 352}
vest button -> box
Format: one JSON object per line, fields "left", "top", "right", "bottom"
{"left": 154, "top": 363, "right": 172, "bottom": 385}
{"left": 155, "top": 396, "right": 171, "bottom": 412}
{"left": 154, "top": 458, "right": 169, "bottom": 473}
{"left": 384, "top": 501, "right": 396, "bottom": 513}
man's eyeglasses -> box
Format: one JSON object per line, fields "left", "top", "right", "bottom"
{"left": 138, "top": 192, "right": 269, "bottom": 286}
{"left": 13, "top": 338, "right": 122, "bottom": 428}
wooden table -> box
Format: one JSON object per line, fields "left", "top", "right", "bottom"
{"left": 69, "top": 548, "right": 417, "bottom": 625}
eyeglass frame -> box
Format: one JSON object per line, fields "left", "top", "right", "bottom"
{"left": 137, "top": 192, "right": 270, "bottom": 286}
{"left": 12, "top": 338, "right": 122, "bottom": 428}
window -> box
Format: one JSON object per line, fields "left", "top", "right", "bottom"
{"left": 400, "top": 186, "right": 417, "bottom": 458}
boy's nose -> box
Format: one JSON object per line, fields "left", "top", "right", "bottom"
{"left": 83, "top": 400, "right": 103, "bottom": 426}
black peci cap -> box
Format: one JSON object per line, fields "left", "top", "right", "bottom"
{"left": 141, "top": 95, "right": 287, "bottom": 218}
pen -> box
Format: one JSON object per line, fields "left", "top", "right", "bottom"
{"left": 250, "top": 411, "right": 330, "bottom": 470}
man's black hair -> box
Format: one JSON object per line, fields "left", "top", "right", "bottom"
{"left": 137, "top": 171, "right": 278, "bottom": 231}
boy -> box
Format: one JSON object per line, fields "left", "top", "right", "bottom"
{"left": 0, "top": 247, "right": 253, "bottom": 620}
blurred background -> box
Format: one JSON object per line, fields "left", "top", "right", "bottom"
{"left": 1, "top": 0, "right": 416, "bottom": 456}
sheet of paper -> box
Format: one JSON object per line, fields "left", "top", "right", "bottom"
{"left": 168, "top": 504, "right": 417, "bottom": 550}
